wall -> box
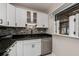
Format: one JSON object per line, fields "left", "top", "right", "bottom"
{"left": 48, "top": 3, "right": 64, "bottom": 14}
{"left": 47, "top": 14, "right": 55, "bottom": 34}
{"left": 53, "top": 34, "right": 79, "bottom": 56}
{"left": 47, "top": 3, "right": 64, "bottom": 34}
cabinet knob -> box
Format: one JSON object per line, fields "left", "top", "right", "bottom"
{"left": 15, "top": 22, "right": 17, "bottom": 26}
{"left": 7, "top": 21, "right": 9, "bottom": 25}
{"left": 7, "top": 49, "right": 11, "bottom": 53}
{"left": 74, "top": 32, "right": 76, "bottom": 35}
{"left": 0, "top": 19, "right": 3, "bottom": 24}
{"left": 32, "top": 44, "right": 35, "bottom": 48}
{"left": 74, "top": 18, "right": 76, "bottom": 22}
{"left": 43, "top": 25, "right": 45, "bottom": 27}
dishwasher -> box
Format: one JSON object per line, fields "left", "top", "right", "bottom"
{"left": 41, "top": 37, "right": 52, "bottom": 55}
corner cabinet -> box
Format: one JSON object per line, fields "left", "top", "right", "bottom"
{"left": 16, "top": 7, "right": 26, "bottom": 27}
{"left": 37, "top": 12, "right": 48, "bottom": 28}
{"left": 0, "top": 3, "right": 7, "bottom": 26}
{"left": 7, "top": 4, "right": 16, "bottom": 27}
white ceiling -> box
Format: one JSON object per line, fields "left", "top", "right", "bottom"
{"left": 13, "top": 3, "right": 63, "bottom": 13}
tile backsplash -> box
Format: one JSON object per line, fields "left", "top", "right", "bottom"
{"left": 0, "top": 26, "right": 48, "bottom": 35}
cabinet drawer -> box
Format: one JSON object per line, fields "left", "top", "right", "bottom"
{"left": 23, "top": 39, "right": 41, "bottom": 44}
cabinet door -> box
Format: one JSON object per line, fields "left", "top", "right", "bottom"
{"left": 16, "top": 8, "right": 26, "bottom": 27}
{"left": 8, "top": 43, "right": 17, "bottom": 56}
{"left": 37, "top": 12, "right": 48, "bottom": 28}
{"left": 0, "top": 3, "right": 7, "bottom": 25}
{"left": 33, "top": 12, "right": 37, "bottom": 23}
{"left": 69, "top": 15, "right": 75, "bottom": 36}
{"left": 17, "top": 41, "right": 23, "bottom": 56}
{"left": 23, "top": 43, "right": 33, "bottom": 56}
{"left": 0, "top": 4, "right": 2, "bottom": 20}
{"left": 23, "top": 40, "right": 41, "bottom": 56}
{"left": 42, "top": 13, "right": 48, "bottom": 28}
{"left": 37, "top": 12, "right": 43, "bottom": 27}
{"left": 27, "top": 11, "right": 31, "bottom": 23}
{"left": 23, "top": 42, "right": 41, "bottom": 56}
{"left": 7, "top": 4, "right": 16, "bottom": 27}
{"left": 32, "top": 42, "right": 41, "bottom": 56}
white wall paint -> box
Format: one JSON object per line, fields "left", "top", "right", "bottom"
{"left": 47, "top": 14, "right": 54, "bottom": 34}
{"left": 53, "top": 34, "right": 79, "bottom": 56}
{"left": 48, "top": 3, "right": 63, "bottom": 34}
{"left": 48, "top": 3, "right": 64, "bottom": 14}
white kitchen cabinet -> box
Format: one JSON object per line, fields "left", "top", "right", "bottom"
{"left": 23, "top": 42, "right": 33, "bottom": 56}
{"left": 0, "top": 3, "right": 7, "bottom": 26}
{"left": 75, "top": 14, "right": 79, "bottom": 37}
{"left": 0, "top": 4, "right": 1, "bottom": 20}
{"left": 69, "top": 15, "right": 75, "bottom": 37}
{"left": 16, "top": 7, "right": 26, "bottom": 27}
{"left": 8, "top": 42, "right": 17, "bottom": 56}
{"left": 16, "top": 41, "right": 23, "bottom": 56}
{"left": 31, "top": 42, "right": 41, "bottom": 56}
{"left": 55, "top": 20, "right": 60, "bottom": 34}
{"left": 69, "top": 14, "right": 79, "bottom": 37}
{"left": 26, "top": 10, "right": 31, "bottom": 23}
{"left": 23, "top": 39, "right": 41, "bottom": 56}
{"left": 7, "top": 39, "right": 41, "bottom": 56}
{"left": 26, "top": 10, "right": 37, "bottom": 24}
{"left": 42, "top": 13, "right": 48, "bottom": 28}
{"left": 7, "top": 4, "right": 16, "bottom": 27}
{"left": 37, "top": 12, "right": 48, "bottom": 28}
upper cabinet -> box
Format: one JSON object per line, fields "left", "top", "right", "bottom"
{"left": 16, "top": 7, "right": 26, "bottom": 27}
{"left": 33, "top": 12, "right": 37, "bottom": 23}
{"left": 27, "top": 11, "right": 31, "bottom": 23}
{"left": 0, "top": 3, "right": 48, "bottom": 28}
{"left": 7, "top": 4, "right": 16, "bottom": 27}
{"left": 26, "top": 10, "right": 37, "bottom": 24}
{"left": 26, "top": 11, "right": 48, "bottom": 28}
{"left": 0, "top": 3, "right": 7, "bottom": 26}
{"left": 37, "top": 12, "right": 48, "bottom": 28}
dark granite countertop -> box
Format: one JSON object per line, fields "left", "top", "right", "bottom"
{"left": 0, "top": 33, "right": 52, "bottom": 56}
{"left": 12, "top": 33, "right": 52, "bottom": 39}
{"left": 0, "top": 38, "right": 15, "bottom": 56}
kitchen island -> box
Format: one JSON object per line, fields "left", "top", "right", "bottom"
{"left": 0, "top": 33, "right": 52, "bottom": 56}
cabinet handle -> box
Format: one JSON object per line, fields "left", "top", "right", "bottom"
{"left": 7, "top": 49, "right": 11, "bottom": 53}
{"left": 74, "top": 32, "right": 76, "bottom": 34}
{"left": 74, "top": 18, "right": 76, "bottom": 22}
{"left": 12, "top": 42, "right": 17, "bottom": 47}
{"left": 12, "top": 44, "right": 15, "bottom": 47}
{"left": 32, "top": 44, "right": 35, "bottom": 48}
{"left": 7, "top": 21, "right": 9, "bottom": 25}
{"left": 0, "top": 19, "right": 3, "bottom": 24}
{"left": 15, "top": 23, "right": 17, "bottom": 26}
{"left": 43, "top": 25, "right": 45, "bottom": 27}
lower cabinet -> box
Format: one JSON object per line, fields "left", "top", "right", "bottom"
{"left": 23, "top": 40, "right": 41, "bottom": 56}
{"left": 8, "top": 39, "right": 41, "bottom": 56}
{"left": 17, "top": 41, "right": 23, "bottom": 56}
{"left": 23, "top": 42, "right": 33, "bottom": 56}
{"left": 8, "top": 42, "right": 17, "bottom": 56}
